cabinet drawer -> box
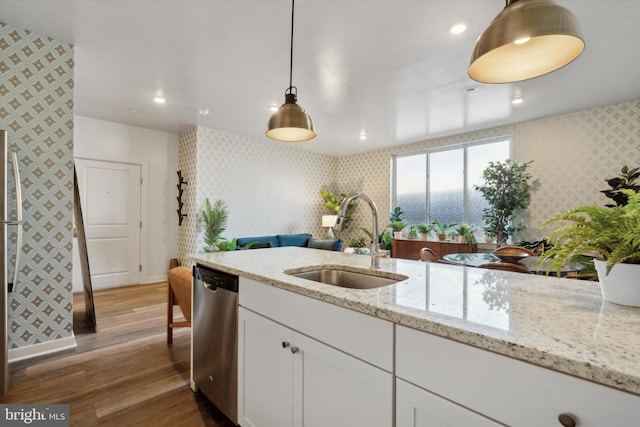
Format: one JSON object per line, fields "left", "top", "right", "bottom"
{"left": 396, "top": 325, "right": 640, "bottom": 426}
{"left": 240, "top": 277, "right": 393, "bottom": 371}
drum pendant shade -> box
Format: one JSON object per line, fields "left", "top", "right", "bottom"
{"left": 469, "top": 0, "right": 584, "bottom": 84}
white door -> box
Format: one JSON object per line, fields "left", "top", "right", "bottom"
{"left": 75, "top": 159, "right": 141, "bottom": 290}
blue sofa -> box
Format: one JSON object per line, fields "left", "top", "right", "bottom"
{"left": 236, "top": 233, "right": 342, "bottom": 251}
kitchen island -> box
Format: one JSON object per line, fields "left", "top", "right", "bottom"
{"left": 191, "top": 247, "right": 640, "bottom": 426}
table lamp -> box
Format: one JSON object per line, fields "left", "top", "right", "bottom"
{"left": 322, "top": 215, "right": 338, "bottom": 239}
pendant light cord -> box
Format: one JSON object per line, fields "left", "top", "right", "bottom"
{"left": 288, "top": 0, "right": 295, "bottom": 92}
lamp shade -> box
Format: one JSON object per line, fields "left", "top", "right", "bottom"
{"left": 322, "top": 215, "right": 338, "bottom": 228}
{"left": 468, "top": 0, "right": 584, "bottom": 83}
{"left": 266, "top": 93, "right": 316, "bottom": 142}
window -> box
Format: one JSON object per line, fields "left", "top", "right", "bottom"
{"left": 393, "top": 138, "right": 510, "bottom": 237}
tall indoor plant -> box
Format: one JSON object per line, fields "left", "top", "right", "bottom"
{"left": 540, "top": 190, "right": 640, "bottom": 306}
{"left": 199, "top": 198, "right": 229, "bottom": 252}
{"left": 475, "top": 159, "right": 532, "bottom": 246}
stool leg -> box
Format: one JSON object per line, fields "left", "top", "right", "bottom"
{"left": 167, "top": 282, "right": 174, "bottom": 345}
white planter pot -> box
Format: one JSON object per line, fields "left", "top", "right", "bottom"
{"left": 594, "top": 260, "right": 640, "bottom": 307}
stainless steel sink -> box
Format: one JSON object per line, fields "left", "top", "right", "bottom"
{"left": 286, "top": 267, "right": 407, "bottom": 289}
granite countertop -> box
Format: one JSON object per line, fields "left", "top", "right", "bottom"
{"left": 190, "top": 247, "right": 640, "bottom": 396}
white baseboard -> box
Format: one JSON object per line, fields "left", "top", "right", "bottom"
{"left": 8, "top": 335, "right": 77, "bottom": 363}
{"left": 145, "top": 274, "right": 167, "bottom": 284}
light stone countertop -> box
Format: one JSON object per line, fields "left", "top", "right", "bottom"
{"left": 190, "top": 247, "right": 640, "bottom": 396}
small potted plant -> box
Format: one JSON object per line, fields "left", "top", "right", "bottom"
{"left": 407, "top": 225, "right": 419, "bottom": 240}
{"left": 540, "top": 189, "right": 640, "bottom": 306}
{"left": 454, "top": 223, "right": 478, "bottom": 249}
{"left": 199, "top": 198, "right": 229, "bottom": 252}
{"left": 415, "top": 222, "right": 433, "bottom": 240}
{"left": 431, "top": 219, "right": 456, "bottom": 241}
{"left": 388, "top": 220, "right": 408, "bottom": 239}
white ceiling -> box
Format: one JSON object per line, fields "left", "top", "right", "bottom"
{"left": 1, "top": 0, "right": 639, "bottom": 156}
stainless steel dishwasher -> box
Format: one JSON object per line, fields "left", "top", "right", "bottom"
{"left": 192, "top": 264, "right": 239, "bottom": 425}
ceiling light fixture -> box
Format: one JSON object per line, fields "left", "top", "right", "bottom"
{"left": 450, "top": 22, "right": 467, "bottom": 35}
{"left": 266, "top": 0, "right": 316, "bottom": 142}
{"left": 468, "top": 0, "right": 584, "bottom": 84}
{"left": 359, "top": 131, "right": 367, "bottom": 140}
{"left": 153, "top": 95, "right": 167, "bottom": 104}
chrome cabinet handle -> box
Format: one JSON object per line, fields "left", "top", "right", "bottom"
{"left": 291, "top": 346, "right": 299, "bottom": 354}
{"left": 558, "top": 413, "right": 577, "bottom": 427}
{"left": 282, "top": 341, "right": 290, "bottom": 348}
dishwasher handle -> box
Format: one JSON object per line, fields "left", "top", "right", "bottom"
{"left": 195, "top": 264, "right": 239, "bottom": 293}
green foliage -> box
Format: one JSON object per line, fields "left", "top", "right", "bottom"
{"left": 415, "top": 222, "right": 433, "bottom": 237}
{"left": 408, "top": 226, "right": 419, "bottom": 239}
{"left": 540, "top": 190, "right": 640, "bottom": 275}
{"left": 388, "top": 220, "right": 408, "bottom": 232}
{"left": 475, "top": 159, "right": 533, "bottom": 246}
{"left": 454, "top": 223, "right": 478, "bottom": 246}
{"left": 390, "top": 207, "right": 405, "bottom": 222}
{"left": 199, "top": 198, "right": 229, "bottom": 252}
{"left": 601, "top": 165, "right": 640, "bottom": 207}
{"left": 215, "top": 237, "right": 238, "bottom": 252}
{"left": 348, "top": 235, "right": 368, "bottom": 248}
{"left": 321, "top": 189, "right": 356, "bottom": 231}
{"left": 431, "top": 219, "right": 456, "bottom": 235}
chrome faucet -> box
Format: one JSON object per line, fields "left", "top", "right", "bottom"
{"left": 334, "top": 193, "right": 387, "bottom": 269}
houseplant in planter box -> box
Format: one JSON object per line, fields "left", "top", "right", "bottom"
{"left": 540, "top": 190, "right": 640, "bottom": 306}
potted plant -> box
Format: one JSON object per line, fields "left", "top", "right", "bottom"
{"left": 600, "top": 165, "right": 640, "bottom": 207}
{"left": 475, "top": 159, "right": 533, "bottom": 246}
{"left": 540, "top": 189, "right": 640, "bottom": 306}
{"left": 431, "top": 219, "right": 456, "bottom": 241}
{"left": 199, "top": 198, "right": 229, "bottom": 252}
{"left": 388, "top": 220, "right": 408, "bottom": 239}
{"left": 415, "top": 222, "right": 433, "bottom": 240}
{"left": 407, "top": 225, "right": 419, "bottom": 240}
{"left": 454, "top": 223, "right": 478, "bottom": 249}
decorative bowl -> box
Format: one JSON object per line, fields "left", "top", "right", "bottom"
{"left": 492, "top": 245, "right": 534, "bottom": 264}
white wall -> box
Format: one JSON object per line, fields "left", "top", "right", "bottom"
{"left": 73, "top": 116, "right": 179, "bottom": 291}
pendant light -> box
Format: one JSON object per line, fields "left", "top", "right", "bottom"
{"left": 266, "top": 0, "right": 316, "bottom": 141}
{"left": 468, "top": 0, "right": 584, "bottom": 84}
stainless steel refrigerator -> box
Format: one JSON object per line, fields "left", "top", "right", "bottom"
{"left": 0, "top": 129, "right": 23, "bottom": 397}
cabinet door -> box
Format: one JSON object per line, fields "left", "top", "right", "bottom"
{"left": 239, "top": 308, "right": 294, "bottom": 427}
{"left": 293, "top": 332, "right": 392, "bottom": 427}
{"left": 396, "top": 379, "right": 500, "bottom": 427}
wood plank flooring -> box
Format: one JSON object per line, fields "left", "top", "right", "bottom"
{"left": 0, "top": 282, "right": 237, "bottom": 427}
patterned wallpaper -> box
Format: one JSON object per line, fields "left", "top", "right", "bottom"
{"left": 0, "top": 23, "right": 74, "bottom": 349}
{"left": 338, "top": 100, "right": 640, "bottom": 243}
{"left": 179, "top": 100, "right": 639, "bottom": 254}
{"left": 178, "top": 127, "right": 335, "bottom": 265}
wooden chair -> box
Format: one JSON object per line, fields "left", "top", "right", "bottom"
{"left": 477, "top": 262, "right": 533, "bottom": 274}
{"left": 167, "top": 259, "right": 192, "bottom": 344}
{"left": 419, "top": 247, "right": 438, "bottom": 262}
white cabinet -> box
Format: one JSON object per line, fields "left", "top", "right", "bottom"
{"left": 239, "top": 308, "right": 293, "bottom": 427}
{"left": 396, "top": 325, "right": 640, "bottom": 427}
{"left": 238, "top": 278, "right": 393, "bottom": 427}
{"left": 396, "top": 378, "right": 500, "bottom": 427}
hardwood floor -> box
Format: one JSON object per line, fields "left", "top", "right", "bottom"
{"left": 0, "top": 282, "right": 237, "bottom": 427}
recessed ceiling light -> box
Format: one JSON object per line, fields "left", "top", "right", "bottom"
{"left": 450, "top": 22, "right": 467, "bottom": 35}
{"left": 153, "top": 95, "right": 167, "bottom": 104}
{"left": 198, "top": 109, "right": 210, "bottom": 116}
{"left": 359, "top": 131, "right": 367, "bottom": 140}
{"left": 512, "top": 95, "right": 524, "bottom": 105}
{"left": 269, "top": 103, "right": 279, "bottom": 112}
